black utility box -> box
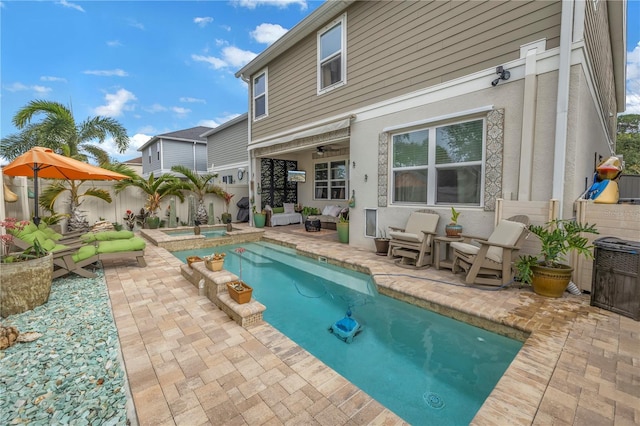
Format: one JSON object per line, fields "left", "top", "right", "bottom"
{"left": 591, "top": 237, "right": 640, "bottom": 321}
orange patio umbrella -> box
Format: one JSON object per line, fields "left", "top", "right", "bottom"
{"left": 2, "top": 146, "right": 128, "bottom": 225}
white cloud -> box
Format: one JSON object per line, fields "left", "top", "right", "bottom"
{"left": 4, "top": 82, "right": 51, "bottom": 95}
{"left": 233, "top": 0, "right": 307, "bottom": 10}
{"left": 180, "top": 97, "right": 206, "bottom": 104}
{"left": 220, "top": 25, "right": 232, "bottom": 32}
{"left": 127, "top": 18, "right": 144, "bottom": 30}
{"left": 215, "top": 39, "right": 227, "bottom": 47}
{"left": 95, "top": 133, "right": 152, "bottom": 162}
{"left": 32, "top": 85, "right": 52, "bottom": 94}
{"left": 626, "top": 42, "right": 640, "bottom": 114}
{"left": 194, "top": 17, "right": 213, "bottom": 27}
{"left": 94, "top": 88, "right": 137, "bottom": 117}
{"left": 56, "top": 0, "right": 84, "bottom": 12}
{"left": 84, "top": 69, "right": 128, "bottom": 77}
{"left": 107, "top": 40, "right": 122, "bottom": 47}
{"left": 144, "top": 104, "right": 168, "bottom": 113}
{"left": 171, "top": 106, "right": 191, "bottom": 116}
{"left": 40, "top": 76, "right": 67, "bottom": 83}
{"left": 198, "top": 113, "right": 242, "bottom": 128}
{"left": 191, "top": 54, "right": 227, "bottom": 70}
{"left": 5, "top": 82, "right": 29, "bottom": 92}
{"left": 222, "top": 46, "right": 257, "bottom": 67}
{"left": 251, "top": 23, "right": 288, "bottom": 45}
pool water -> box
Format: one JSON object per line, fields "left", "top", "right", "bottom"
{"left": 163, "top": 229, "right": 226, "bottom": 238}
{"left": 174, "top": 242, "right": 522, "bottom": 425}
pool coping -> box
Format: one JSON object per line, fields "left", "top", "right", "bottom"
{"left": 130, "top": 225, "right": 637, "bottom": 425}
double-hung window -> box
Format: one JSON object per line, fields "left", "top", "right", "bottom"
{"left": 391, "top": 118, "right": 484, "bottom": 206}
{"left": 314, "top": 160, "right": 347, "bottom": 200}
{"left": 253, "top": 69, "right": 267, "bottom": 120}
{"left": 317, "top": 14, "right": 346, "bottom": 94}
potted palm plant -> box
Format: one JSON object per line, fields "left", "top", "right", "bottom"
{"left": 515, "top": 219, "right": 599, "bottom": 298}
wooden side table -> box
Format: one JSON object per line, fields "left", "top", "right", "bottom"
{"left": 434, "top": 236, "right": 463, "bottom": 270}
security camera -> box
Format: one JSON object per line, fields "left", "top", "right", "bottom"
{"left": 491, "top": 66, "right": 510, "bottom": 86}
{"left": 491, "top": 78, "right": 500, "bottom": 87}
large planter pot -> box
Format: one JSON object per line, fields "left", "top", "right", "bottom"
{"left": 531, "top": 263, "right": 573, "bottom": 298}
{"left": 337, "top": 222, "right": 349, "bottom": 244}
{"left": 1, "top": 253, "right": 54, "bottom": 318}
{"left": 146, "top": 216, "right": 161, "bottom": 229}
{"left": 226, "top": 281, "right": 253, "bottom": 304}
{"left": 374, "top": 238, "right": 390, "bottom": 255}
{"left": 253, "top": 213, "right": 266, "bottom": 228}
{"left": 205, "top": 259, "right": 225, "bottom": 272}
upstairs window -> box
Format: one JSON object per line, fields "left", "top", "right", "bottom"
{"left": 317, "top": 14, "right": 346, "bottom": 94}
{"left": 391, "top": 118, "right": 485, "bottom": 206}
{"left": 253, "top": 69, "right": 267, "bottom": 120}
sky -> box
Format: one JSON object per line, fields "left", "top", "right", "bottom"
{"left": 1, "top": 0, "right": 639, "bottom": 164}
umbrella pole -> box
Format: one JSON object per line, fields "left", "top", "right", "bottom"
{"left": 33, "top": 167, "right": 40, "bottom": 226}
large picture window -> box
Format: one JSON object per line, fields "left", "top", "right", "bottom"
{"left": 317, "top": 14, "right": 346, "bottom": 94}
{"left": 253, "top": 69, "right": 267, "bottom": 120}
{"left": 314, "top": 160, "right": 347, "bottom": 200}
{"left": 391, "top": 119, "right": 484, "bottom": 206}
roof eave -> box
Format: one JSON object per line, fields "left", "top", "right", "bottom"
{"left": 607, "top": 0, "right": 627, "bottom": 112}
{"left": 235, "top": 0, "right": 354, "bottom": 79}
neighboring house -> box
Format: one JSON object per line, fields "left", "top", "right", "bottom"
{"left": 236, "top": 0, "right": 626, "bottom": 249}
{"left": 138, "top": 126, "right": 212, "bottom": 177}
{"left": 121, "top": 156, "right": 143, "bottom": 176}
{"left": 201, "top": 113, "right": 249, "bottom": 187}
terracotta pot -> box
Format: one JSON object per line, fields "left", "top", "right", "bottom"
{"left": 187, "top": 256, "right": 203, "bottom": 268}
{"left": 226, "top": 281, "right": 253, "bottom": 304}
{"left": 531, "top": 263, "right": 573, "bottom": 298}
{"left": 1, "top": 253, "right": 53, "bottom": 317}
{"left": 205, "top": 259, "right": 224, "bottom": 272}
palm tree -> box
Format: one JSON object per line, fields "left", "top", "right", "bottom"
{"left": 170, "top": 165, "right": 221, "bottom": 224}
{"left": 1, "top": 100, "right": 130, "bottom": 230}
{"left": 113, "top": 172, "right": 190, "bottom": 226}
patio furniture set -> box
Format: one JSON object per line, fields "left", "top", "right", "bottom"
{"left": 387, "top": 210, "right": 529, "bottom": 287}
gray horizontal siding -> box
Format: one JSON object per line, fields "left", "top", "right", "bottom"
{"left": 584, "top": 0, "right": 617, "bottom": 140}
{"left": 251, "top": 0, "right": 562, "bottom": 141}
{"left": 208, "top": 119, "right": 249, "bottom": 167}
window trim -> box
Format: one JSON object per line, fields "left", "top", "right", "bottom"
{"left": 252, "top": 68, "right": 268, "bottom": 121}
{"left": 389, "top": 117, "right": 486, "bottom": 207}
{"left": 317, "top": 13, "right": 347, "bottom": 95}
{"left": 313, "top": 158, "right": 349, "bottom": 201}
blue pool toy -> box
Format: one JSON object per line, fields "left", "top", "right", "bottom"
{"left": 329, "top": 309, "right": 362, "bottom": 343}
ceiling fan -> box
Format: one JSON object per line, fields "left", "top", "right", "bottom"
{"left": 316, "top": 145, "right": 340, "bottom": 156}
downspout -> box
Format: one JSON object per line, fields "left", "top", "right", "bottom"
{"left": 240, "top": 73, "right": 254, "bottom": 224}
{"left": 193, "top": 141, "right": 197, "bottom": 171}
{"left": 518, "top": 46, "right": 539, "bottom": 201}
{"left": 552, "top": 0, "right": 574, "bottom": 218}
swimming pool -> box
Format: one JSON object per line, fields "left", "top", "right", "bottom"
{"left": 174, "top": 242, "right": 522, "bottom": 425}
{"left": 162, "top": 228, "right": 227, "bottom": 238}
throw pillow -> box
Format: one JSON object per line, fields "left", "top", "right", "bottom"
{"left": 284, "top": 203, "right": 295, "bottom": 214}
{"left": 322, "top": 205, "right": 333, "bottom": 216}
{"left": 273, "top": 207, "right": 285, "bottom": 214}
{"left": 329, "top": 205, "right": 343, "bottom": 217}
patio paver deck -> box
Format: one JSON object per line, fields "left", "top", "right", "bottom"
{"left": 102, "top": 224, "right": 640, "bottom": 425}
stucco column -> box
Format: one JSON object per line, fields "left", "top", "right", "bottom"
{"left": 518, "top": 47, "right": 539, "bottom": 201}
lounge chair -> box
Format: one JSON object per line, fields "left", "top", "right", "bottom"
{"left": 450, "top": 219, "right": 528, "bottom": 286}
{"left": 387, "top": 209, "right": 439, "bottom": 268}
{"left": 9, "top": 223, "right": 146, "bottom": 278}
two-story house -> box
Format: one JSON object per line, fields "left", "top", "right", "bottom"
{"left": 138, "top": 126, "right": 212, "bottom": 177}
{"left": 236, "top": 0, "right": 626, "bottom": 248}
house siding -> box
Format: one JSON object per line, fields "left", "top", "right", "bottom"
{"left": 162, "top": 140, "right": 207, "bottom": 172}
{"left": 583, "top": 0, "right": 618, "bottom": 142}
{"left": 251, "top": 0, "right": 562, "bottom": 141}
{"left": 208, "top": 118, "right": 249, "bottom": 169}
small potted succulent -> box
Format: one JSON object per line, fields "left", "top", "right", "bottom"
{"left": 203, "top": 252, "right": 226, "bottom": 271}
{"left": 445, "top": 207, "right": 462, "bottom": 237}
